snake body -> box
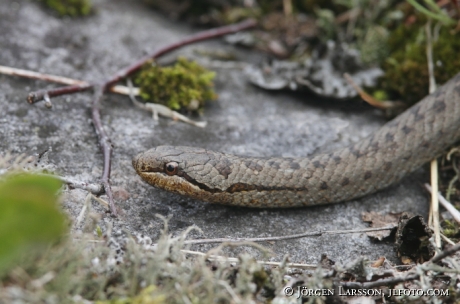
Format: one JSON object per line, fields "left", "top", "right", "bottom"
{"left": 133, "top": 73, "right": 460, "bottom": 207}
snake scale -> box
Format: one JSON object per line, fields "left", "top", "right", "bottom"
{"left": 133, "top": 73, "right": 460, "bottom": 208}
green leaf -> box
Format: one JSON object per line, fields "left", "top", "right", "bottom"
{"left": 0, "top": 174, "right": 67, "bottom": 275}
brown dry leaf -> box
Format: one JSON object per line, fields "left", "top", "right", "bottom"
{"left": 361, "top": 212, "right": 400, "bottom": 240}
{"left": 400, "top": 256, "right": 413, "bottom": 265}
{"left": 261, "top": 12, "right": 317, "bottom": 50}
{"left": 371, "top": 256, "right": 385, "bottom": 268}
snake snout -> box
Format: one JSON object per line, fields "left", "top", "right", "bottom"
{"left": 132, "top": 152, "right": 149, "bottom": 172}
{"left": 132, "top": 149, "right": 163, "bottom": 173}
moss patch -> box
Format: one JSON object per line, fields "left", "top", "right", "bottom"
{"left": 381, "top": 18, "right": 460, "bottom": 104}
{"left": 39, "top": 0, "right": 92, "bottom": 17}
{"left": 134, "top": 57, "right": 217, "bottom": 112}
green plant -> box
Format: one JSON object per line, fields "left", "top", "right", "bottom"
{"left": 406, "top": 0, "right": 454, "bottom": 25}
{"left": 0, "top": 173, "right": 66, "bottom": 276}
{"left": 380, "top": 17, "right": 460, "bottom": 104}
{"left": 135, "top": 57, "right": 217, "bottom": 112}
{"left": 39, "top": 0, "right": 92, "bottom": 17}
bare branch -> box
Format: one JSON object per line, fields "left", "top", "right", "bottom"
{"left": 180, "top": 226, "right": 396, "bottom": 245}
{"left": 91, "top": 84, "right": 116, "bottom": 215}
{"left": 430, "top": 242, "right": 460, "bottom": 263}
{"left": 0, "top": 65, "right": 137, "bottom": 97}
{"left": 181, "top": 249, "right": 318, "bottom": 270}
{"left": 425, "top": 183, "right": 460, "bottom": 224}
{"left": 28, "top": 19, "right": 257, "bottom": 103}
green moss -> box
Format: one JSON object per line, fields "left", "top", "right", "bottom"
{"left": 372, "top": 89, "right": 389, "bottom": 101}
{"left": 380, "top": 20, "right": 460, "bottom": 104}
{"left": 441, "top": 220, "right": 459, "bottom": 239}
{"left": 314, "top": 8, "right": 337, "bottom": 40}
{"left": 40, "top": 0, "right": 92, "bottom": 17}
{"left": 252, "top": 268, "right": 269, "bottom": 291}
{"left": 223, "top": 7, "right": 261, "bottom": 24}
{"left": 134, "top": 57, "right": 217, "bottom": 112}
{"left": 360, "top": 26, "right": 389, "bottom": 66}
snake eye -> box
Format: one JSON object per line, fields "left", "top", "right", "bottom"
{"left": 164, "top": 162, "right": 179, "bottom": 176}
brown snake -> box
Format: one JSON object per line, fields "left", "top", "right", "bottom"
{"left": 133, "top": 73, "right": 460, "bottom": 208}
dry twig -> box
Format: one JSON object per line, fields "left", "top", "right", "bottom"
{"left": 425, "top": 20, "right": 441, "bottom": 248}
{"left": 425, "top": 183, "right": 460, "bottom": 224}
{"left": 91, "top": 84, "right": 116, "bottom": 214}
{"left": 27, "top": 20, "right": 256, "bottom": 104}
{"left": 181, "top": 249, "right": 317, "bottom": 270}
{"left": 344, "top": 73, "right": 402, "bottom": 109}
{"left": 0, "top": 65, "right": 136, "bottom": 96}
{"left": 178, "top": 226, "right": 397, "bottom": 245}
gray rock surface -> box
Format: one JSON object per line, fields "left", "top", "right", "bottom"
{"left": 0, "top": 0, "right": 430, "bottom": 265}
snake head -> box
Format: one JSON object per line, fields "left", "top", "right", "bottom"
{"left": 132, "top": 146, "right": 209, "bottom": 175}
{"left": 133, "top": 145, "right": 257, "bottom": 206}
{"left": 132, "top": 146, "right": 224, "bottom": 201}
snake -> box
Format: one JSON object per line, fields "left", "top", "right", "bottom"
{"left": 132, "top": 73, "right": 460, "bottom": 208}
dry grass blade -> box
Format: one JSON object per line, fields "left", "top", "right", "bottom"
{"left": 344, "top": 73, "right": 402, "bottom": 109}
